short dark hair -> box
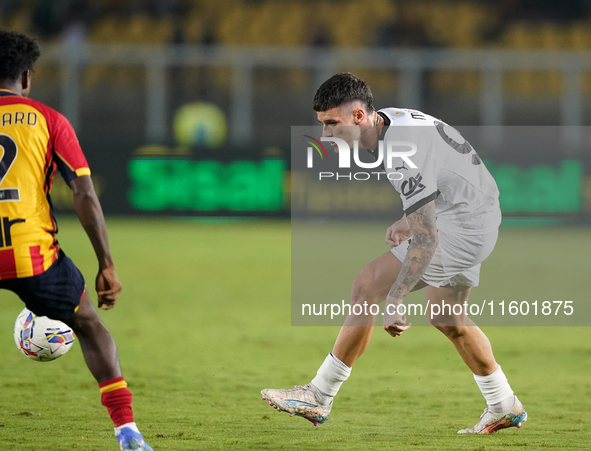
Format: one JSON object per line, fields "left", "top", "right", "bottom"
{"left": 313, "top": 72, "right": 374, "bottom": 113}
{"left": 0, "top": 30, "right": 40, "bottom": 83}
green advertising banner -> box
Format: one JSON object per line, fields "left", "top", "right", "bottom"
{"left": 50, "top": 139, "right": 589, "bottom": 220}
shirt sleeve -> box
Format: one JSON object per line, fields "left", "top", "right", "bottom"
{"left": 50, "top": 112, "right": 91, "bottom": 183}
{"left": 386, "top": 126, "right": 439, "bottom": 215}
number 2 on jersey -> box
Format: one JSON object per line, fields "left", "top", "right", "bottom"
{"left": 0, "top": 134, "right": 21, "bottom": 201}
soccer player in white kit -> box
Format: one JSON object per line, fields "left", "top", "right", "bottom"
{"left": 262, "top": 73, "right": 527, "bottom": 434}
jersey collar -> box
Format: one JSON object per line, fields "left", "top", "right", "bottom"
{"left": 366, "top": 111, "right": 392, "bottom": 165}
{"left": 0, "top": 89, "right": 17, "bottom": 97}
{"left": 377, "top": 111, "right": 391, "bottom": 141}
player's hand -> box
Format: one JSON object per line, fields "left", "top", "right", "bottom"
{"left": 95, "top": 267, "right": 122, "bottom": 310}
{"left": 383, "top": 302, "right": 412, "bottom": 337}
{"left": 385, "top": 221, "right": 412, "bottom": 248}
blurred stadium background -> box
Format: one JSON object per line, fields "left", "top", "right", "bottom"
{"left": 1, "top": 0, "right": 590, "bottom": 220}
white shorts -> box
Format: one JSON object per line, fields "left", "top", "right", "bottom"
{"left": 390, "top": 228, "right": 499, "bottom": 288}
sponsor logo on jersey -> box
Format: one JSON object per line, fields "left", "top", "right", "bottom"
{"left": 401, "top": 174, "right": 426, "bottom": 199}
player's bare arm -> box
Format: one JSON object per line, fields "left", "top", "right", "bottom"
{"left": 70, "top": 175, "right": 121, "bottom": 309}
{"left": 383, "top": 201, "right": 438, "bottom": 337}
{"left": 385, "top": 214, "right": 412, "bottom": 247}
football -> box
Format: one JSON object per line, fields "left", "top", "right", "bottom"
{"left": 13, "top": 308, "right": 76, "bottom": 362}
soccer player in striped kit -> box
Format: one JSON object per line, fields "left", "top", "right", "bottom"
{"left": 0, "top": 31, "right": 152, "bottom": 451}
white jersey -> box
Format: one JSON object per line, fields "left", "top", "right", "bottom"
{"left": 378, "top": 107, "right": 501, "bottom": 235}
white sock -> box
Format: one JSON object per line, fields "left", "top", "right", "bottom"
{"left": 310, "top": 352, "right": 351, "bottom": 401}
{"left": 114, "top": 422, "right": 139, "bottom": 436}
{"left": 473, "top": 365, "right": 515, "bottom": 413}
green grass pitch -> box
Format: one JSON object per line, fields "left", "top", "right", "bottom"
{"left": 0, "top": 218, "right": 590, "bottom": 450}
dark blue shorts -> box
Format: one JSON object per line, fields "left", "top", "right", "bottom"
{"left": 0, "top": 250, "right": 85, "bottom": 322}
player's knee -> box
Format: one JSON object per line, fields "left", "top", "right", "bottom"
{"left": 66, "top": 306, "right": 105, "bottom": 337}
{"left": 432, "top": 323, "right": 465, "bottom": 340}
{"left": 351, "top": 272, "right": 381, "bottom": 306}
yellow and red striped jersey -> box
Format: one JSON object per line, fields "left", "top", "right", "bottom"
{"left": 0, "top": 89, "right": 90, "bottom": 279}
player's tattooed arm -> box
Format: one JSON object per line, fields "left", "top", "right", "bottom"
{"left": 383, "top": 201, "right": 438, "bottom": 337}
{"left": 392, "top": 202, "right": 438, "bottom": 298}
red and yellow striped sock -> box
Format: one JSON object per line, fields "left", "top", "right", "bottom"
{"left": 99, "top": 377, "right": 134, "bottom": 427}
